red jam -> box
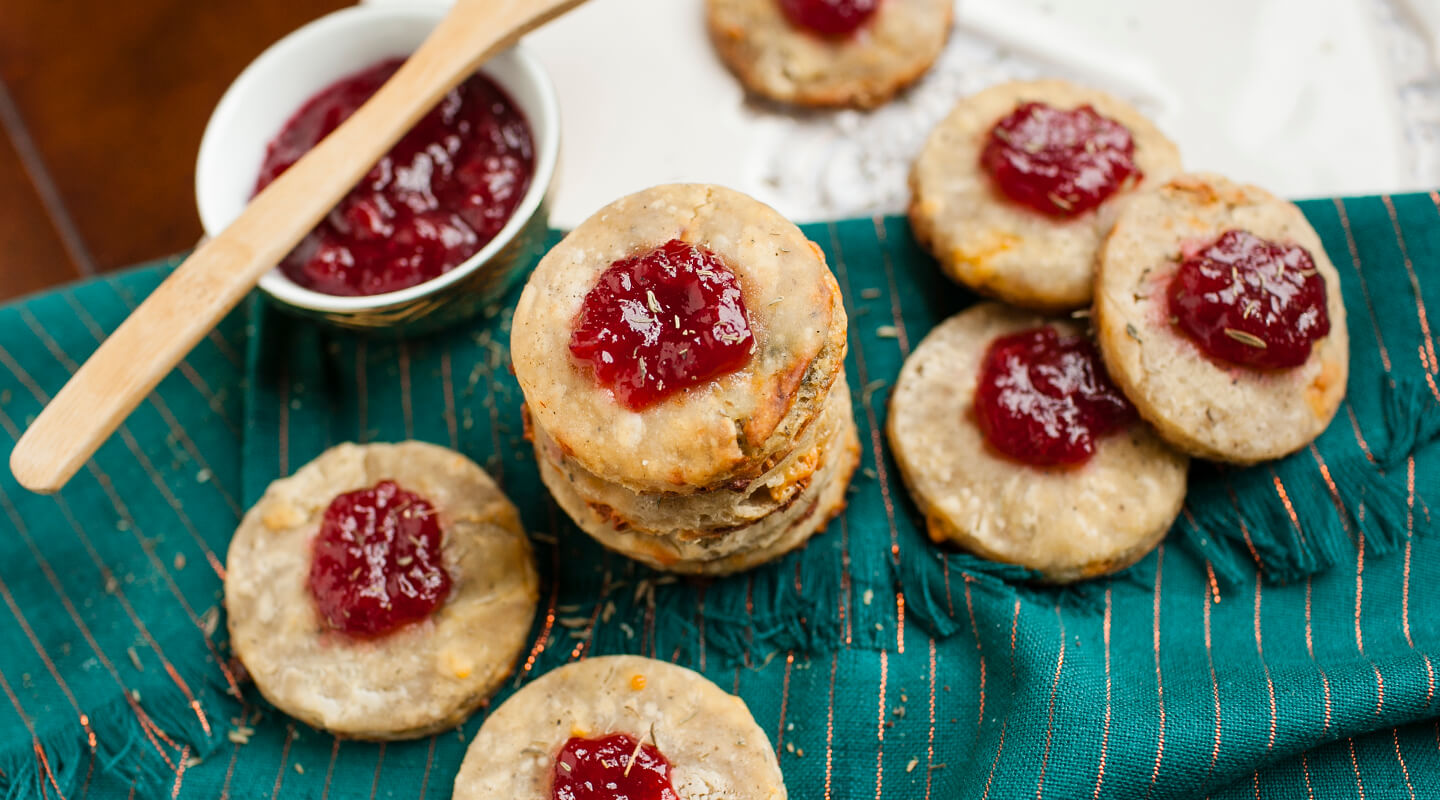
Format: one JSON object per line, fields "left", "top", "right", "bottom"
{"left": 552, "top": 735, "right": 678, "bottom": 800}
{"left": 981, "top": 102, "right": 1140, "bottom": 218}
{"left": 569, "top": 239, "right": 754, "bottom": 411}
{"left": 255, "top": 58, "right": 534, "bottom": 297}
{"left": 307, "top": 481, "right": 450, "bottom": 638}
{"left": 779, "top": 0, "right": 880, "bottom": 36}
{"left": 975, "top": 327, "right": 1136, "bottom": 467}
{"left": 1167, "top": 229, "right": 1331, "bottom": 369}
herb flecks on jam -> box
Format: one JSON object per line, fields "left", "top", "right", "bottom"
{"left": 570, "top": 239, "right": 754, "bottom": 411}
{"left": 981, "top": 102, "right": 1140, "bottom": 218}
{"left": 779, "top": 0, "right": 880, "bottom": 36}
{"left": 1167, "top": 229, "right": 1330, "bottom": 369}
{"left": 308, "top": 481, "right": 450, "bottom": 638}
{"left": 552, "top": 734, "right": 679, "bottom": 800}
{"left": 255, "top": 57, "right": 534, "bottom": 297}
{"left": 975, "top": 327, "right": 1137, "bottom": 466}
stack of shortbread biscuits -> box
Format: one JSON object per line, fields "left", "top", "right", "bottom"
{"left": 511, "top": 184, "right": 859, "bottom": 575}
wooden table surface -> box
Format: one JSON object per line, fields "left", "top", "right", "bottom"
{"left": 0, "top": 0, "right": 349, "bottom": 302}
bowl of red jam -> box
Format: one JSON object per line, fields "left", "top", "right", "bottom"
{"left": 195, "top": 3, "right": 559, "bottom": 332}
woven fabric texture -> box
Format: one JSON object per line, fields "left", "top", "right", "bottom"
{"left": 0, "top": 194, "right": 1438, "bottom": 799}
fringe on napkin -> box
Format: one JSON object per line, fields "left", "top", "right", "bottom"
{"left": 895, "top": 546, "right": 1033, "bottom": 637}
{"left": 893, "top": 375, "right": 1440, "bottom": 636}
{"left": 0, "top": 676, "right": 230, "bottom": 800}
{"left": 1182, "top": 376, "right": 1438, "bottom": 584}
{"left": 578, "top": 555, "right": 844, "bottom": 669}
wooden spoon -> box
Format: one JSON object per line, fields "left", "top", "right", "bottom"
{"left": 9, "top": 0, "right": 587, "bottom": 494}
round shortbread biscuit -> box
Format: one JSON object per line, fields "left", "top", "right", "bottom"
{"left": 224, "top": 442, "right": 539, "bottom": 739}
{"left": 887, "top": 303, "right": 1188, "bottom": 582}
{"left": 533, "top": 370, "right": 854, "bottom": 537}
{"left": 512, "top": 183, "right": 847, "bottom": 494}
{"left": 1094, "top": 173, "right": 1350, "bottom": 463}
{"left": 541, "top": 392, "right": 859, "bottom": 575}
{"left": 910, "top": 79, "right": 1182, "bottom": 310}
{"left": 452, "top": 656, "right": 786, "bottom": 799}
{"left": 706, "top": 0, "right": 952, "bottom": 109}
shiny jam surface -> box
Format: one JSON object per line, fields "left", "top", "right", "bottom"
{"left": 255, "top": 58, "right": 534, "bottom": 297}
{"left": 552, "top": 735, "right": 679, "bottom": 800}
{"left": 307, "top": 480, "right": 450, "bottom": 638}
{"left": 980, "top": 102, "right": 1140, "bottom": 218}
{"left": 569, "top": 239, "right": 754, "bottom": 411}
{"left": 778, "top": 0, "right": 880, "bottom": 36}
{"left": 1168, "top": 229, "right": 1330, "bottom": 369}
{"left": 975, "top": 327, "right": 1137, "bottom": 467}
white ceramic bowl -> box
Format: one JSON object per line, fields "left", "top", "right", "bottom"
{"left": 196, "top": 3, "right": 559, "bottom": 332}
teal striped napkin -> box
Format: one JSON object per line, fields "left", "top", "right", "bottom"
{"left": 0, "top": 194, "right": 1437, "bottom": 799}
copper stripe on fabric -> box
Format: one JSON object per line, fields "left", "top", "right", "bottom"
{"left": 1146, "top": 545, "right": 1166, "bottom": 798}
{"left": 1405, "top": 457, "right": 1415, "bottom": 647}
{"left": 826, "top": 221, "right": 907, "bottom": 647}
{"left": 1374, "top": 664, "right": 1386, "bottom": 716}
{"left": 170, "top": 745, "right": 189, "bottom": 799}
{"left": 1385, "top": 195, "right": 1438, "bottom": 372}
{"left": 1346, "top": 403, "right": 1378, "bottom": 464}
{"left": 874, "top": 649, "right": 889, "bottom": 799}
{"left": 277, "top": 364, "right": 290, "bottom": 477}
{"left": 823, "top": 650, "right": 837, "bottom": 800}
{"left": 982, "top": 598, "right": 1022, "bottom": 800}
{"left": 441, "top": 351, "right": 460, "bottom": 449}
{"left": 1309, "top": 445, "right": 1354, "bottom": 543}
{"left": 925, "top": 637, "right": 936, "bottom": 800}
{"left": 399, "top": 341, "right": 415, "bottom": 440}
{"left": 871, "top": 216, "right": 913, "bottom": 356}
{"left": 269, "top": 723, "right": 296, "bottom": 799}
{"left": 356, "top": 342, "right": 369, "bottom": 443}
{"left": 417, "top": 734, "right": 439, "bottom": 800}
{"left": 1348, "top": 738, "right": 1368, "bottom": 800}
{"left": 317, "top": 737, "right": 341, "bottom": 800}
{"left": 568, "top": 563, "right": 613, "bottom": 662}
{"left": 775, "top": 651, "right": 794, "bottom": 765}
{"left": 1301, "top": 752, "right": 1316, "bottom": 800}
{"left": 368, "top": 742, "right": 388, "bottom": 800}
{"left": 1034, "top": 605, "right": 1067, "bottom": 800}
{"left": 1332, "top": 198, "right": 1392, "bottom": 371}
{"left": 697, "top": 586, "right": 708, "bottom": 672}
{"left": 1393, "top": 728, "right": 1417, "bottom": 800}
{"left": 517, "top": 537, "right": 560, "bottom": 682}
{"left": 1202, "top": 561, "right": 1223, "bottom": 788}
{"left": 839, "top": 515, "right": 853, "bottom": 645}
{"left": 1254, "top": 573, "right": 1277, "bottom": 752}
{"left": 963, "top": 575, "right": 986, "bottom": 728}
{"left": 1270, "top": 471, "right": 1304, "bottom": 541}
{"left": 1093, "top": 586, "right": 1112, "bottom": 800}
{"left": 1356, "top": 525, "right": 1367, "bottom": 655}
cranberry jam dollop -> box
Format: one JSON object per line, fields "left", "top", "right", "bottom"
{"left": 552, "top": 734, "right": 679, "bottom": 800}
{"left": 981, "top": 102, "right": 1141, "bottom": 218}
{"left": 975, "top": 327, "right": 1137, "bottom": 467}
{"left": 255, "top": 58, "right": 534, "bottom": 297}
{"left": 307, "top": 480, "right": 451, "bottom": 638}
{"left": 1167, "top": 229, "right": 1331, "bottom": 369}
{"left": 779, "top": 0, "right": 880, "bottom": 36}
{"left": 569, "top": 239, "right": 754, "bottom": 411}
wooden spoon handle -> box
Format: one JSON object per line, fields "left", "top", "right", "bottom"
{"left": 9, "top": 0, "right": 585, "bottom": 494}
